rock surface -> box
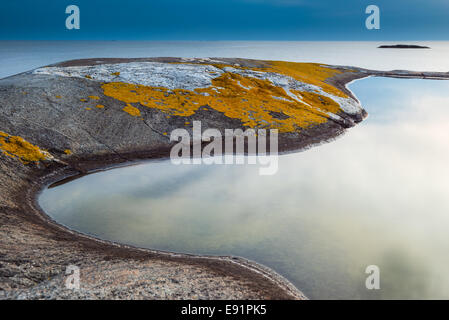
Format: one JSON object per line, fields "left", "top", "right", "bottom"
{"left": 1, "top": 57, "right": 449, "bottom": 300}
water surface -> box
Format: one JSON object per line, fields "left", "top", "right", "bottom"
{"left": 40, "top": 77, "right": 449, "bottom": 299}
{"left": 3, "top": 41, "right": 449, "bottom": 78}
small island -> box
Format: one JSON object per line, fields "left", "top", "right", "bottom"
{"left": 378, "top": 44, "right": 430, "bottom": 49}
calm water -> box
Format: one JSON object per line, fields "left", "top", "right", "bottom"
{"left": 5, "top": 40, "right": 447, "bottom": 299}
{"left": 2, "top": 41, "right": 449, "bottom": 78}
{"left": 40, "top": 77, "right": 449, "bottom": 299}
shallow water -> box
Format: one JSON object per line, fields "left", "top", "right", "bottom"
{"left": 40, "top": 77, "right": 449, "bottom": 299}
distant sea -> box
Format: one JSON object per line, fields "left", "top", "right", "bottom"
{"left": 1, "top": 41, "right": 449, "bottom": 79}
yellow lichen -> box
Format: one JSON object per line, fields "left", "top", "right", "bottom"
{"left": 111, "top": 72, "right": 120, "bottom": 76}
{"left": 85, "top": 107, "right": 92, "bottom": 110}
{"left": 260, "top": 61, "right": 348, "bottom": 98}
{"left": 95, "top": 104, "right": 105, "bottom": 109}
{"left": 64, "top": 149, "right": 72, "bottom": 155}
{"left": 88, "top": 95, "right": 100, "bottom": 100}
{"left": 0, "top": 131, "right": 51, "bottom": 163}
{"left": 170, "top": 60, "right": 347, "bottom": 97}
{"left": 122, "top": 104, "right": 141, "bottom": 117}
{"left": 291, "top": 90, "right": 341, "bottom": 114}
{"left": 101, "top": 66, "right": 344, "bottom": 132}
{"left": 55, "top": 95, "right": 62, "bottom": 99}
{"left": 80, "top": 98, "right": 87, "bottom": 102}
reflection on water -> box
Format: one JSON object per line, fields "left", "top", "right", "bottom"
{"left": 40, "top": 78, "right": 449, "bottom": 299}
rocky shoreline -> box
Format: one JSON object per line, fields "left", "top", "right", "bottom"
{"left": 1, "top": 57, "right": 448, "bottom": 300}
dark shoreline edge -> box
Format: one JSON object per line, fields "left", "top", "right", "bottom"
{"left": 4, "top": 145, "right": 306, "bottom": 300}
{"left": 2, "top": 58, "right": 449, "bottom": 300}
{"left": 29, "top": 157, "right": 307, "bottom": 300}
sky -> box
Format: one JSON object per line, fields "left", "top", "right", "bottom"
{"left": 0, "top": 0, "right": 448, "bottom": 40}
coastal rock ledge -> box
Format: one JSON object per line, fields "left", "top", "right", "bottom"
{"left": 1, "top": 57, "right": 449, "bottom": 300}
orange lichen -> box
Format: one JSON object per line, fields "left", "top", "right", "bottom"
{"left": 80, "top": 98, "right": 87, "bottom": 102}
{"left": 64, "top": 149, "right": 72, "bottom": 155}
{"left": 291, "top": 90, "right": 341, "bottom": 114}
{"left": 88, "top": 95, "right": 100, "bottom": 100}
{"left": 111, "top": 72, "right": 120, "bottom": 76}
{"left": 95, "top": 104, "right": 105, "bottom": 109}
{"left": 0, "top": 131, "right": 51, "bottom": 163}
{"left": 85, "top": 107, "right": 92, "bottom": 110}
{"left": 55, "top": 95, "right": 62, "bottom": 99}
{"left": 85, "top": 75, "right": 92, "bottom": 79}
{"left": 102, "top": 68, "right": 343, "bottom": 132}
{"left": 172, "top": 61, "right": 347, "bottom": 97}
{"left": 260, "top": 61, "right": 348, "bottom": 98}
{"left": 122, "top": 104, "right": 141, "bottom": 117}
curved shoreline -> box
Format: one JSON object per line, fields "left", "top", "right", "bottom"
{"left": 1, "top": 58, "right": 449, "bottom": 300}
{"left": 30, "top": 155, "right": 306, "bottom": 299}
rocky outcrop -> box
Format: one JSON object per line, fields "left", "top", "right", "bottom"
{"left": 1, "top": 57, "right": 449, "bottom": 300}
{"left": 378, "top": 44, "right": 430, "bottom": 49}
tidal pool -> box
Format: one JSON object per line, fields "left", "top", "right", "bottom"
{"left": 40, "top": 77, "right": 449, "bottom": 299}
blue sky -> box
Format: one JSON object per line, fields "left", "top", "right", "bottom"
{"left": 1, "top": 0, "right": 448, "bottom": 40}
